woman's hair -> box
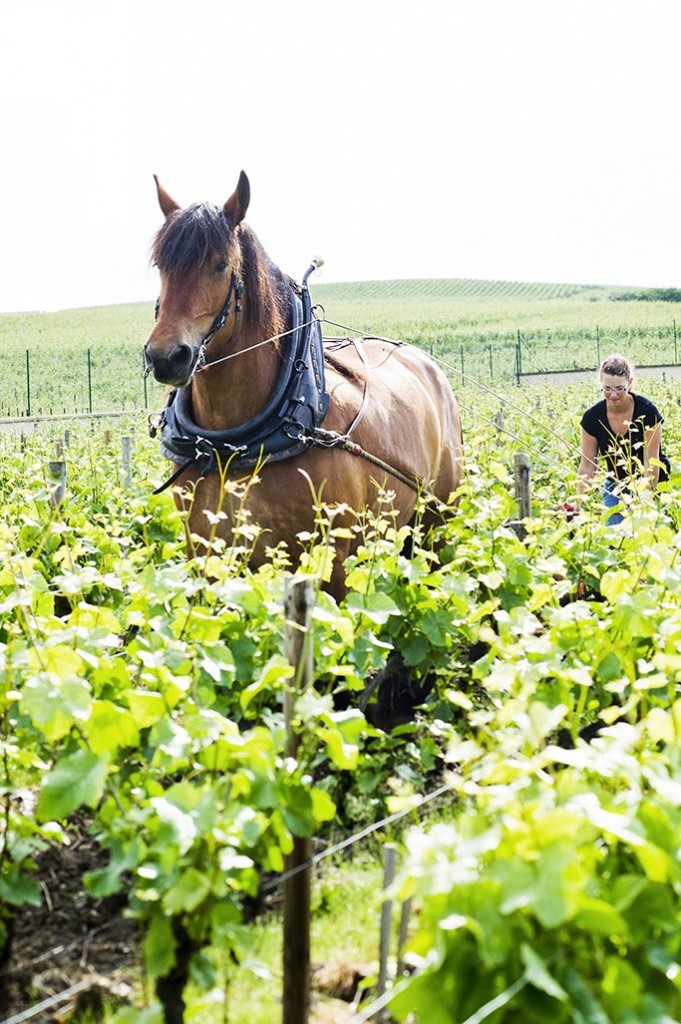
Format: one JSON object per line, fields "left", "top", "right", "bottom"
{"left": 598, "top": 353, "right": 634, "bottom": 379}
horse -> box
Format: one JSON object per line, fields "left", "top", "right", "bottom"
{"left": 144, "top": 171, "right": 464, "bottom": 600}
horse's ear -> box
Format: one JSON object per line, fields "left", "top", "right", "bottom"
{"left": 223, "top": 171, "right": 250, "bottom": 227}
{"left": 154, "top": 175, "right": 181, "bottom": 218}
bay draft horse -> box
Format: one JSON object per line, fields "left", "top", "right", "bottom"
{"left": 144, "top": 172, "right": 464, "bottom": 600}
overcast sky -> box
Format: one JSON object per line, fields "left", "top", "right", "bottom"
{"left": 2, "top": 0, "right": 680, "bottom": 312}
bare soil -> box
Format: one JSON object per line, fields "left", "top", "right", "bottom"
{"left": 0, "top": 818, "right": 139, "bottom": 1022}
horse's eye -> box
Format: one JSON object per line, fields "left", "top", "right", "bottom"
{"left": 214, "top": 258, "right": 228, "bottom": 274}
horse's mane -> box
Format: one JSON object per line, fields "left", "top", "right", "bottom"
{"left": 151, "top": 203, "right": 293, "bottom": 336}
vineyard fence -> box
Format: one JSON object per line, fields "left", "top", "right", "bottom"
{"left": 2, "top": 322, "right": 679, "bottom": 419}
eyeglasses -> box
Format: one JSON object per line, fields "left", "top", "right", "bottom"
{"left": 601, "top": 385, "right": 628, "bottom": 395}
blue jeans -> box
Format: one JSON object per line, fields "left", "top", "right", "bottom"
{"left": 603, "top": 479, "right": 624, "bottom": 525}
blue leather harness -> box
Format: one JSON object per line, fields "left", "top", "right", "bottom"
{"left": 152, "top": 274, "right": 330, "bottom": 490}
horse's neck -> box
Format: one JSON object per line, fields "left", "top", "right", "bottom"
{"left": 190, "top": 300, "right": 288, "bottom": 431}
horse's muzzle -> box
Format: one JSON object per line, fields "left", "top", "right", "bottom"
{"left": 144, "top": 341, "right": 198, "bottom": 387}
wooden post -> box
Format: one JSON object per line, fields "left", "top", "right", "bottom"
{"left": 87, "top": 348, "right": 93, "bottom": 414}
{"left": 513, "top": 452, "right": 531, "bottom": 540}
{"left": 396, "top": 897, "right": 413, "bottom": 978}
{"left": 143, "top": 349, "right": 149, "bottom": 409}
{"left": 376, "top": 843, "right": 397, "bottom": 1022}
{"left": 48, "top": 461, "right": 67, "bottom": 506}
{"left": 64, "top": 429, "right": 70, "bottom": 448}
{"left": 121, "top": 435, "right": 132, "bottom": 489}
{"left": 283, "top": 577, "right": 315, "bottom": 1024}
{"left": 596, "top": 324, "right": 600, "bottom": 367}
{"left": 674, "top": 319, "right": 678, "bottom": 364}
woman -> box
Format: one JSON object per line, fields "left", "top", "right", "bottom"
{"left": 577, "top": 354, "right": 669, "bottom": 524}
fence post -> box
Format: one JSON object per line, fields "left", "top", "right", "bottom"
{"left": 674, "top": 319, "right": 678, "bottom": 364}
{"left": 143, "top": 350, "right": 149, "bottom": 409}
{"left": 493, "top": 408, "right": 504, "bottom": 443}
{"left": 283, "top": 576, "right": 315, "bottom": 1024}
{"left": 512, "top": 453, "right": 531, "bottom": 540}
{"left": 376, "top": 843, "right": 398, "bottom": 1023}
{"left": 596, "top": 325, "right": 600, "bottom": 367}
{"left": 121, "top": 436, "right": 132, "bottom": 489}
{"left": 26, "top": 350, "right": 31, "bottom": 417}
{"left": 396, "top": 897, "right": 413, "bottom": 978}
{"left": 48, "top": 461, "right": 67, "bottom": 506}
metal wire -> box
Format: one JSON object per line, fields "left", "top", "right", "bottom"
{"left": 262, "top": 782, "right": 452, "bottom": 893}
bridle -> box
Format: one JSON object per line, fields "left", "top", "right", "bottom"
{"left": 145, "top": 271, "right": 244, "bottom": 380}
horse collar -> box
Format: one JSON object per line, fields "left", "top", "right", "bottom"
{"left": 153, "top": 273, "right": 330, "bottom": 488}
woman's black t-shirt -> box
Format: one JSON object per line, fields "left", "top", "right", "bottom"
{"left": 580, "top": 393, "right": 669, "bottom": 482}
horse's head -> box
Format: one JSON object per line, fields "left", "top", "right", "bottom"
{"left": 144, "top": 172, "right": 250, "bottom": 387}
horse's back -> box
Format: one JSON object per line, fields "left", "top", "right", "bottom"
{"left": 323, "top": 337, "right": 463, "bottom": 502}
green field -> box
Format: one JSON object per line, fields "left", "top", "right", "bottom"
{"left": 0, "top": 278, "right": 679, "bottom": 417}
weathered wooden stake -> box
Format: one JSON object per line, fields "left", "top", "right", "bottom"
{"left": 283, "top": 576, "right": 315, "bottom": 1024}
{"left": 121, "top": 435, "right": 132, "bottom": 490}
{"left": 396, "top": 897, "right": 413, "bottom": 978}
{"left": 513, "top": 452, "right": 531, "bottom": 540}
{"left": 376, "top": 843, "right": 397, "bottom": 1022}
{"left": 48, "top": 461, "right": 67, "bottom": 506}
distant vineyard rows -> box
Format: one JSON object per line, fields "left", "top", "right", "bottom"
{"left": 312, "top": 276, "right": 599, "bottom": 301}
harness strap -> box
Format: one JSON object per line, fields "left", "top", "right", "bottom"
{"left": 343, "top": 337, "right": 371, "bottom": 436}
{"left": 309, "top": 427, "right": 430, "bottom": 495}
{"left": 152, "top": 459, "right": 197, "bottom": 495}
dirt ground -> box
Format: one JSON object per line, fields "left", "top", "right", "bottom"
{"left": 0, "top": 828, "right": 371, "bottom": 1024}
{"left": 0, "top": 819, "right": 139, "bottom": 1022}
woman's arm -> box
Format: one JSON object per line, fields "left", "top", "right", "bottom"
{"left": 644, "top": 421, "right": 663, "bottom": 489}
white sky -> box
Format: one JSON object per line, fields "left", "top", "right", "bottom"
{"left": 2, "top": 0, "right": 680, "bottom": 312}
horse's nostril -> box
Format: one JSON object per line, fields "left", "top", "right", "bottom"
{"left": 169, "top": 343, "right": 194, "bottom": 369}
{"left": 146, "top": 341, "right": 197, "bottom": 386}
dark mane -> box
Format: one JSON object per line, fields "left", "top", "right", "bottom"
{"left": 151, "top": 203, "right": 293, "bottom": 335}
{"left": 239, "top": 224, "right": 292, "bottom": 334}
{"left": 151, "top": 203, "right": 233, "bottom": 276}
